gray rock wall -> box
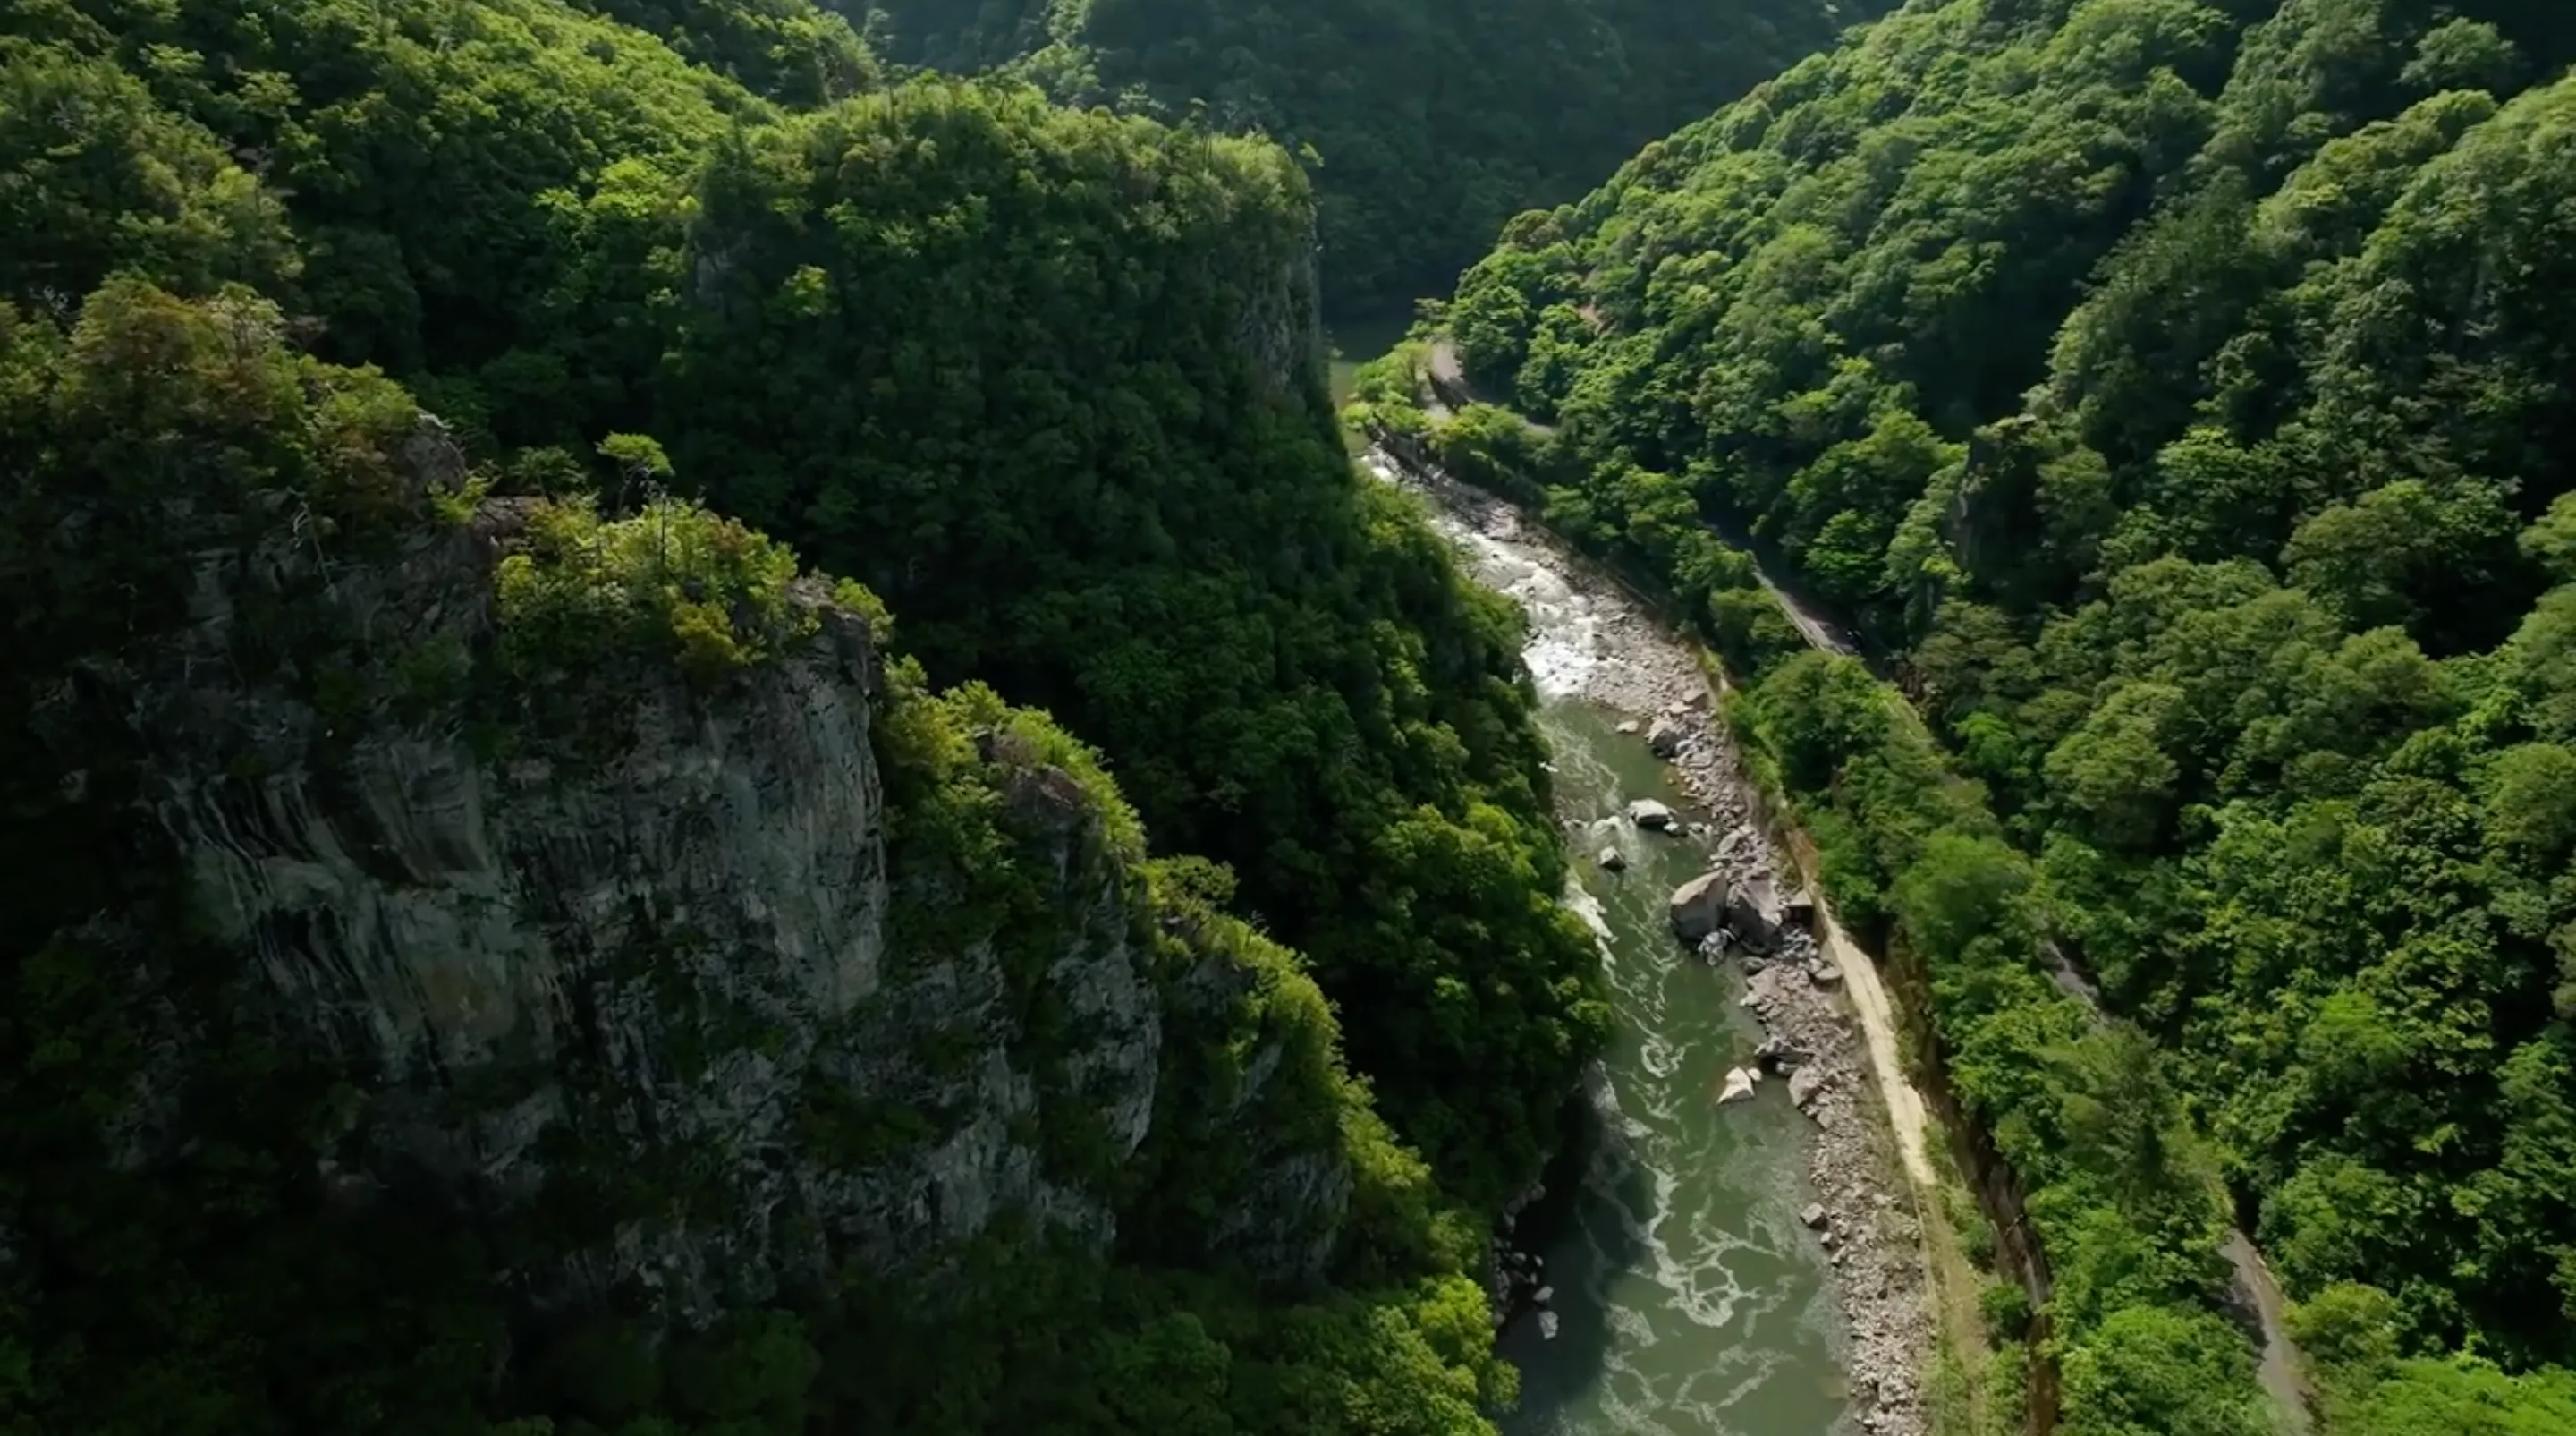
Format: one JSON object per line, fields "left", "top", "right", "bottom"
{"left": 55, "top": 448, "right": 1349, "bottom": 1326}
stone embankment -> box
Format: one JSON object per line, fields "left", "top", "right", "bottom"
{"left": 1370, "top": 452, "right": 1933, "bottom": 1436}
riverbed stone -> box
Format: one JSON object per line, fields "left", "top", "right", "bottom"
{"left": 1627, "top": 798, "right": 1676, "bottom": 830}
{"left": 1718, "top": 1067, "right": 1757, "bottom": 1105}
{"left": 1810, "top": 963, "right": 1843, "bottom": 989}
{"left": 1727, "top": 871, "right": 1786, "bottom": 952}
{"left": 1758, "top": 1035, "right": 1812, "bottom": 1072}
{"left": 1801, "top": 1202, "right": 1829, "bottom": 1229}
{"left": 1789, "top": 1066, "right": 1828, "bottom": 1111}
{"left": 1597, "top": 845, "right": 1625, "bottom": 871}
{"left": 1668, "top": 871, "right": 1732, "bottom": 942}
{"left": 1648, "top": 717, "right": 1688, "bottom": 758}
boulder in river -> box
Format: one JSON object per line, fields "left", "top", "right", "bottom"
{"left": 1809, "top": 963, "right": 1843, "bottom": 989}
{"left": 1718, "top": 1067, "right": 1758, "bottom": 1105}
{"left": 1648, "top": 717, "right": 1688, "bottom": 759}
{"left": 1668, "top": 871, "right": 1732, "bottom": 941}
{"left": 1669, "top": 869, "right": 1792, "bottom": 951}
{"left": 1597, "top": 845, "right": 1626, "bottom": 871}
{"left": 1615, "top": 718, "right": 1641, "bottom": 735}
{"left": 1538, "top": 1310, "right": 1561, "bottom": 1340}
{"left": 1627, "top": 798, "right": 1677, "bottom": 831}
{"left": 1801, "top": 1202, "right": 1829, "bottom": 1230}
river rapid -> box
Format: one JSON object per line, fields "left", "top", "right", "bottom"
{"left": 1361, "top": 452, "right": 1934, "bottom": 1436}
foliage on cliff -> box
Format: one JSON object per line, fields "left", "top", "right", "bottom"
{"left": 833, "top": 0, "right": 1894, "bottom": 312}
{"left": 1406, "top": 0, "right": 2576, "bottom": 1426}
{"left": 642, "top": 85, "right": 1606, "bottom": 1204}
{"left": 0, "top": 277, "right": 1521, "bottom": 1434}
{"left": 0, "top": 0, "right": 1618, "bottom": 1431}
{"left": 4, "top": 0, "right": 1606, "bottom": 1213}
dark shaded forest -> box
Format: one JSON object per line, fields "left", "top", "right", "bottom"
{"left": 1359, "top": 0, "right": 2576, "bottom": 1432}
{"left": 0, "top": 0, "right": 1613, "bottom": 1430}
{"left": 832, "top": 0, "right": 1894, "bottom": 313}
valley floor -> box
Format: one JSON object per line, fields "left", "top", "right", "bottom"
{"left": 1367, "top": 448, "right": 1938, "bottom": 1436}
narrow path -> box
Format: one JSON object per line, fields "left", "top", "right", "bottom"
{"left": 2224, "top": 1232, "right": 2316, "bottom": 1433}
{"left": 1802, "top": 841, "right": 1936, "bottom": 1190}
{"left": 1734, "top": 546, "right": 1853, "bottom": 659}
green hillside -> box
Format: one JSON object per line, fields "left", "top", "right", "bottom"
{"left": 838, "top": 0, "right": 1894, "bottom": 312}
{"left": 0, "top": 0, "right": 1610, "bottom": 1430}
{"left": 1387, "top": 0, "right": 2576, "bottom": 1430}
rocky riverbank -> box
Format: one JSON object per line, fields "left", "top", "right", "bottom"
{"left": 1368, "top": 450, "right": 1933, "bottom": 1436}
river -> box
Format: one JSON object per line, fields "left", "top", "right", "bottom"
{"left": 1385, "top": 464, "right": 1873, "bottom": 1436}
{"left": 1500, "top": 702, "right": 1853, "bottom": 1436}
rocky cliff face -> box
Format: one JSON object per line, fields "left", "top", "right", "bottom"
{"left": 1233, "top": 217, "right": 1328, "bottom": 398}
{"left": 44, "top": 413, "right": 1352, "bottom": 1324}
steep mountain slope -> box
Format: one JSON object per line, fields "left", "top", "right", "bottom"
{"left": 836, "top": 0, "right": 1897, "bottom": 312}
{"left": 0, "top": 0, "right": 1609, "bottom": 1430}
{"left": 1386, "top": 0, "right": 2576, "bottom": 1429}
{"left": 0, "top": 280, "right": 1504, "bottom": 1434}
{"left": 6, "top": 0, "right": 1607, "bottom": 1211}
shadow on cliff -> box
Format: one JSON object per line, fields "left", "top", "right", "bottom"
{"left": 1492, "top": 1090, "right": 1650, "bottom": 1433}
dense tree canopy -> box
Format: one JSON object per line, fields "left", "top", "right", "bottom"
{"left": 0, "top": 0, "right": 1616, "bottom": 1430}
{"left": 9, "top": 0, "right": 1611, "bottom": 1213}
{"left": 835, "top": 0, "right": 1895, "bottom": 313}
{"left": 1377, "top": 0, "right": 2576, "bottom": 1429}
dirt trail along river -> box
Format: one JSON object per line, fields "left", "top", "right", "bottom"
{"left": 1362, "top": 453, "right": 1935, "bottom": 1436}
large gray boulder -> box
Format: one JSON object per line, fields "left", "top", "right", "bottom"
{"left": 1648, "top": 717, "right": 1688, "bottom": 759}
{"left": 1729, "top": 871, "right": 1785, "bottom": 953}
{"left": 1668, "top": 871, "right": 1733, "bottom": 942}
{"left": 1669, "top": 869, "right": 1789, "bottom": 952}
{"left": 1626, "top": 798, "right": 1677, "bottom": 831}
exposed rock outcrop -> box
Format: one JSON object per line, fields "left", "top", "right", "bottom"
{"left": 38, "top": 432, "right": 1359, "bottom": 1326}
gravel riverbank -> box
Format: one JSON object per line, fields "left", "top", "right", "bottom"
{"left": 1371, "top": 452, "right": 1934, "bottom": 1436}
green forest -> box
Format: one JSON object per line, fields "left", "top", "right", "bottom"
{"left": 1353, "top": 0, "right": 2576, "bottom": 1432}
{"left": 17, "top": 0, "right": 2576, "bottom": 1427}
{"left": 830, "top": 0, "right": 1894, "bottom": 313}
{"left": 0, "top": 0, "right": 1625, "bottom": 1430}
